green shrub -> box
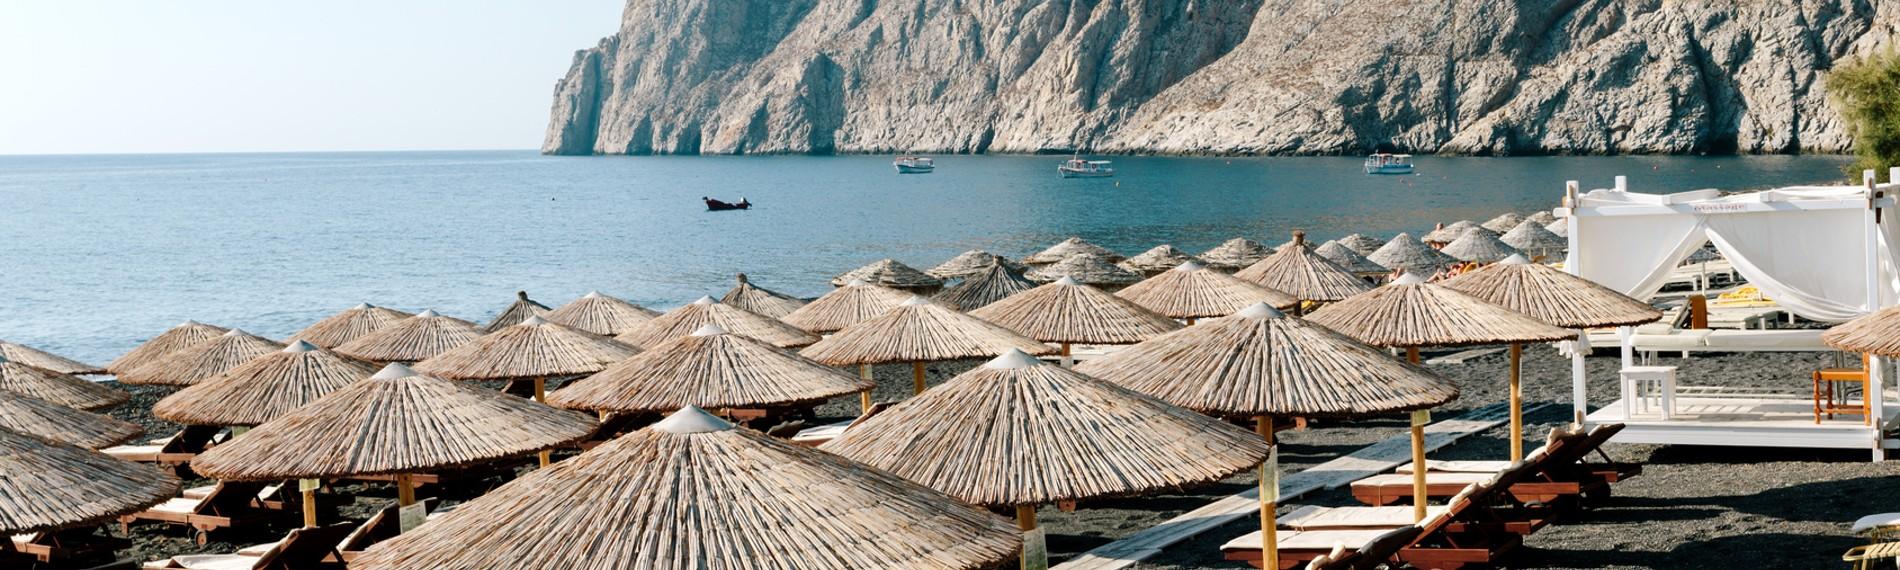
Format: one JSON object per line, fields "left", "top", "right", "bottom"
{"left": 1829, "top": 49, "right": 1900, "bottom": 177}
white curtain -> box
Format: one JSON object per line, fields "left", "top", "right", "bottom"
{"left": 1575, "top": 213, "right": 1707, "bottom": 300}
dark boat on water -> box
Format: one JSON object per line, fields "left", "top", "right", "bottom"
{"left": 704, "top": 197, "right": 750, "bottom": 211}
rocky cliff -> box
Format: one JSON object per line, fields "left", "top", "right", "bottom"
{"left": 544, "top": 0, "right": 1900, "bottom": 156}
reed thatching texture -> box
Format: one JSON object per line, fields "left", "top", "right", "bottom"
{"left": 1440, "top": 227, "right": 1523, "bottom": 263}
{"left": 0, "top": 357, "right": 129, "bottom": 411}
{"left": 0, "top": 390, "right": 144, "bottom": 449}
{"left": 719, "top": 273, "right": 808, "bottom": 320}
{"left": 190, "top": 364, "right": 594, "bottom": 480}
{"left": 781, "top": 280, "right": 911, "bottom": 334}
{"left": 1525, "top": 211, "right": 1558, "bottom": 226}
{"left": 1499, "top": 220, "right": 1568, "bottom": 259}
{"left": 1366, "top": 233, "right": 1458, "bottom": 276}
{"left": 1338, "top": 234, "right": 1386, "bottom": 257}
{"left": 1115, "top": 262, "right": 1298, "bottom": 318}
{"left": 483, "top": 291, "right": 553, "bottom": 333}
{"left": 1480, "top": 212, "right": 1524, "bottom": 233}
{"left": 1306, "top": 275, "right": 1576, "bottom": 347}
{"left": 1545, "top": 218, "right": 1569, "bottom": 237}
{"left": 291, "top": 304, "right": 414, "bottom": 348}
{"left": 1422, "top": 220, "right": 1481, "bottom": 244}
{"left": 968, "top": 277, "right": 1183, "bottom": 345}
{"left": 0, "top": 427, "right": 180, "bottom": 534}
{"left": 831, "top": 258, "right": 945, "bottom": 292}
{"left": 116, "top": 329, "right": 285, "bottom": 387}
{"left": 1024, "top": 237, "right": 1122, "bottom": 265}
{"left": 351, "top": 407, "right": 1019, "bottom": 570}
{"left": 551, "top": 325, "right": 873, "bottom": 413}
{"left": 933, "top": 261, "right": 1036, "bottom": 311}
{"left": 1199, "top": 238, "right": 1274, "bottom": 272}
{"left": 333, "top": 310, "right": 483, "bottom": 364}
{"left": 106, "top": 321, "right": 229, "bottom": 374}
{"left": 1075, "top": 303, "right": 1458, "bottom": 417}
{"left": 1026, "top": 253, "right": 1145, "bottom": 288}
{"left": 545, "top": 292, "right": 661, "bottom": 337}
{"left": 821, "top": 350, "right": 1269, "bottom": 506}
{"left": 1119, "top": 245, "right": 1202, "bottom": 276}
{"left": 1234, "top": 233, "right": 1373, "bottom": 302}
{"left": 1824, "top": 306, "right": 1900, "bottom": 355}
{"left": 1315, "top": 240, "right": 1389, "bottom": 275}
{"left": 416, "top": 316, "right": 638, "bottom": 381}
{"left": 615, "top": 297, "right": 819, "bottom": 349}
{"left": 152, "top": 340, "right": 376, "bottom": 427}
{"left": 801, "top": 297, "right": 1056, "bottom": 365}
{"left": 1439, "top": 256, "right": 1663, "bottom": 329}
{"left": 0, "top": 341, "right": 103, "bottom": 376}
{"left": 927, "top": 250, "right": 1027, "bottom": 280}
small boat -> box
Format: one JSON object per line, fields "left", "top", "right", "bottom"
{"left": 1364, "top": 153, "right": 1415, "bottom": 175}
{"left": 704, "top": 197, "right": 750, "bottom": 211}
{"left": 1058, "top": 157, "right": 1114, "bottom": 178}
{"left": 893, "top": 156, "right": 935, "bottom": 174}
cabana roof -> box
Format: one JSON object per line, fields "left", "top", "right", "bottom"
{"left": 927, "top": 249, "right": 1026, "bottom": 280}
{"left": 1366, "top": 232, "right": 1457, "bottom": 276}
{"left": 1026, "top": 252, "right": 1145, "bottom": 287}
{"left": 719, "top": 273, "right": 807, "bottom": 320}
{"left": 482, "top": 291, "right": 553, "bottom": 333}
{"left": 614, "top": 297, "right": 819, "bottom": 349}
{"left": 550, "top": 324, "right": 872, "bottom": 413}
{"left": 117, "top": 329, "right": 285, "bottom": 387}
{"left": 544, "top": 291, "right": 660, "bottom": 337}
{"left": 933, "top": 260, "right": 1036, "bottom": 311}
{"left": 1119, "top": 244, "right": 1202, "bottom": 276}
{"left": 1200, "top": 238, "right": 1274, "bottom": 271}
{"left": 781, "top": 280, "right": 910, "bottom": 334}
{"left": 1440, "top": 226, "right": 1523, "bottom": 263}
{"left": 0, "top": 390, "right": 144, "bottom": 449}
{"left": 1440, "top": 255, "right": 1661, "bottom": 329}
{"left": 1025, "top": 237, "right": 1122, "bottom": 264}
{"left": 1306, "top": 274, "right": 1575, "bottom": 347}
{"left": 1234, "top": 232, "right": 1373, "bottom": 302}
{"left": 800, "top": 297, "right": 1055, "bottom": 366}
{"left": 291, "top": 303, "right": 414, "bottom": 348}
{"left": 969, "top": 277, "right": 1183, "bottom": 345}
{"left": 1115, "top": 261, "right": 1298, "bottom": 318}
{"left": 106, "top": 320, "right": 229, "bottom": 374}
{"left": 0, "top": 355, "right": 129, "bottom": 411}
{"left": 0, "top": 341, "right": 103, "bottom": 376}
{"left": 831, "top": 258, "right": 945, "bottom": 291}
{"left": 414, "top": 316, "right": 639, "bottom": 381}
{"left": 333, "top": 309, "right": 483, "bottom": 364}
{"left": 0, "top": 428, "right": 179, "bottom": 535}
{"left": 154, "top": 340, "right": 376, "bottom": 427}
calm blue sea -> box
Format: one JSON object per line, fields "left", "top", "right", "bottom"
{"left": 0, "top": 151, "right": 1853, "bottom": 365}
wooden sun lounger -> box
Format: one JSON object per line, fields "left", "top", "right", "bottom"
{"left": 11, "top": 527, "right": 133, "bottom": 566}
{"left": 1223, "top": 470, "right": 1527, "bottom": 569}
{"left": 1398, "top": 424, "right": 1640, "bottom": 485}
{"left": 142, "top": 522, "right": 353, "bottom": 570}
{"left": 1306, "top": 526, "right": 1424, "bottom": 570}
{"left": 102, "top": 425, "right": 227, "bottom": 467}
{"left": 330, "top": 498, "right": 439, "bottom": 563}
{"left": 1353, "top": 428, "right": 1605, "bottom": 507}
{"left": 120, "top": 482, "right": 279, "bottom": 544}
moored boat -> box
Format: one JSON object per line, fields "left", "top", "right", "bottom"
{"left": 1058, "top": 157, "right": 1114, "bottom": 178}
{"left": 1363, "top": 153, "right": 1415, "bottom": 175}
{"left": 704, "top": 197, "right": 750, "bottom": 211}
{"left": 893, "top": 156, "right": 935, "bottom": 174}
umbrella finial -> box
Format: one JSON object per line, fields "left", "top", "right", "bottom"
{"left": 415, "top": 309, "right": 440, "bottom": 318}
{"left": 984, "top": 348, "right": 1045, "bottom": 370}
{"left": 370, "top": 363, "right": 418, "bottom": 380}
{"left": 846, "top": 279, "right": 871, "bottom": 288}
{"left": 517, "top": 290, "right": 530, "bottom": 300}
{"left": 519, "top": 315, "right": 551, "bottom": 327}
{"left": 1234, "top": 302, "right": 1285, "bottom": 320}
{"left": 900, "top": 295, "right": 932, "bottom": 306}
{"left": 223, "top": 328, "right": 248, "bottom": 337}
{"left": 736, "top": 273, "right": 749, "bottom": 285}
{"left": 1292, "top": 230, "right": 1306, "bottom": 245}
{"left": 689, "top": 323, "right": 728, "bottom": 337}
{"left": 352, "top": 302, "right": 373, "bottom": 310}
{"left": 283, "top": 340, "right": 321, "bottom": 353}
{"left": 1500, "top": 253, "right": 1532, "bottom": 265}
{"left": 1393, "top": 272, "right": 1427, "bottom": 286}
{"left": 1054, "top": 276, "right": 1081, "bottom": 286}
{"left": 692, "top": 296, "right": 717, "bottom": 306}
{"left": 1175, "top": 260, "right": 1207, "bottom": 272}
{"left": 654, "top": 406, "right": 734, "bottom": 434}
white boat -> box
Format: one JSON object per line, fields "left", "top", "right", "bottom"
{"left": 1058, "top": 157, "right": 1114, "bottom": 178}
{"left": 1364, "top": 153, "right": 1415, "bottom": 175}
{"left": 893, "top": 156, "right": 935, "bottom": 174}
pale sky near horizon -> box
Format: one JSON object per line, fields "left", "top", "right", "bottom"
{"left": 0, "top": 1, "right": 623, "bottom": 155}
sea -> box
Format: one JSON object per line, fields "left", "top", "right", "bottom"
{"left": 0, "top": 150, "right": 1854, "bottom": 366}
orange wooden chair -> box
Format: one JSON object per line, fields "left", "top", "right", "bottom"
{"left": 1814, "top": 353, "right": 1872, "bottom": 424}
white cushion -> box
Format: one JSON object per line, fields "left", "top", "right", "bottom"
{"left": 1853, "top": 513, "right": 1900, "bottom": 534}
{"left": 1282, "top": 505, "right": 1450, "bottom": 530}
{"left": 1221, "top": 529, "right": 1391, "bottom": 552}
{"left": 149, "top": 498, "right": 203, "bottom": 514}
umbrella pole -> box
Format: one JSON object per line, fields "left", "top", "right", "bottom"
{"left": 396, "top": 473, "right": 416, "bottom": 506}
{"left": 1410, "top": 411, "right": 1428, "bottom": 522}
{"left": 1186, "top": 317, "right": 1197, "bottom": 326}
{"left": 912, "top": 362, "right": 927, "bottom": 395}
{"left": 1060, "top": 342, "right": 1073, "bottom": 368}
{"left": 1509, "top": 343, "right": 1523, "bottom": 463}
{"left": 858, "top": 364, "right": 874, "bottom": 415}
{"left": 1016, "top": 505, "right": 1040, "bottom": 570}
{"left": 300, "top": 480, "right": 318, "bottom": 528}
{"left": 535, "top": 377, "right": 552, "bottom": 468}
{"left": 1256, "top": 416, "right": 1278, "bottom": 570}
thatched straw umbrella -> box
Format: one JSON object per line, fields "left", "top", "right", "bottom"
{"left": 153, "top": 340, "right": 376, "bottom": 428}
{"left": 1200, "top": 238, "right": 1274, "bottom": 272}
{"left": 0, "top": 354, "right": 129, "bottom": 411}
{"left": 191, "top": 363, "right": 593, "bottom": 516}
{"left": 1234, "top": 231, "right": 1373, "bottom": 308}
{"left": 927, "top": 249, "right": 1027, "bottom": 280}
{"left": 333, "top": 309, "right": 482, "bottom": 364}
{"left": 1824, "top": 306, "right": 1900, "bottom": 356}
{"left": 0, "top": 427, "right": 179, "bottom": 535}
{"left": 1367, "top": 232, "right": 1457, "bottom": 276}
{"left": 0, "top": 341, "right": 103, "bottom": 376}
{"left": 1480, "top": 212, "right": 1524, "bottom": 233}
{"left": 969, "top": 276, "right": 1182, "bottom": 363}
{"left": 831, "top": 258, "right": 945, "bottom": 293}
{"left": 822, "top": 349, "right": 1269, "bottom": 566}
{"left": 781, "top": 279, "right": 909, "bottom": 334}
{"left": 482, "top": 291, "right": 552, "bottom": 333}
{"left": 1546, "top": 217, "right": 1569, "bottom": 237}
{"left": 350, "top": 407, "right": 1020, "bottom": 570}
{"left": 544, "top": 291, "right": 659, "bottom": 337}
{"left": 1422, "top": 220, "right": 1482, "bottom": 245}
{"left": 1526, "top": 211, "right": 1558, "bottom": 226}
{"left": 933, "top": 260, "right": 1036, "bottom": 311}
{"left": 552, "top": 324, "right": 874, "bottom": 415}
{"left": 1120, "top": 244, "right": 1202, "bottom": 276}
{"left": 801, "top": 296, "right": 1055, "bottom": 395}
{"left": 615, "top": 296, "right": 819, "bottom": 349}
{"left": 1499, "top": 219, "right": 1568, "bottom": 260}
{"left": 1441, "top": 226, "right": 1523, "bottom": 264}
{"left": 1315, "top": 240, "right": 1389, "bottom": 276}
{"left": 1116, "top": 261, "right": 1297, "bottom": 323}
{"left": 1024, "top": 236, "right": 1122, "bottom": 265}
{"left": 1027, "top": 252, "right": 1144, "bottom": 290}
{"left": 415, "top": 315, "right": 633, "bottom": 467}
{"left": 291, "top": 304, "right": 414, "bottom": 348}
{"left": 0, "top": 390, "right": 144, "bottom": 449}
{"left": 117, "top": 329, "right": 284, "bottom": 387}
{"left": 106, "top": 320, "right": 228, "bottom": 375}
{"left": 1337, "top": 234, "right": 1385, "bottom": 257}
{"left": 718, "top": 273, "right": 807, "bottom": 320}
{"left": 1076, "top": 302, "right": 1458, "bottom": 555}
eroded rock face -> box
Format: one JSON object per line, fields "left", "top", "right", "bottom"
{"left": 544, "top": 0, "right": 1900, "bottom": 156}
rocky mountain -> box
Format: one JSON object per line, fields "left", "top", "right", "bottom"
{"left": 544, "top": 0, "right": 1900, "bottom": 156}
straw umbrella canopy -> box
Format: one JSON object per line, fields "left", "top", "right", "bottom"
{"left": 1116, "top": 261, "right": 1298, "bottom": 322}
{"left": 291, "top": 303, "right": 414, "bottom": 348}
{"left": 333, "top": 309, "right": 483, "bottom": 364}
{"left": 969, "top": 276, "right": 1183, "bottom": 355}
{"left": 614, "top": 296, "right": 818, "bottom": 349}
{"left": 1337, "top": 234, "right": 1386, "bottom": 257}
{"left": 117, "top": 329, "right": 285, "bottom": 387}
{"left": 933, "top": 260, "right": 1036, "bottom": 311}
{"left": 1119, "top": 244, "right": 1202, "bottom": 276}
{"left": 1499, "top": 219, "right": 1568, "bottom": 259}
{"left": 1526, "top": 211, "right": 1557, "bottom": 226}
{"left": 718, "top": 273, "right": 807, "bottom": 319}
{"left": 106, "top": 320, "right": 229, "bottom": 374}
{"left": 1440, "top": 226, "right": 1523, "bottom": 264}
{"left": 1235, "top": 232, "right": 1373, "bottom": 305}
{"left": 152, "top": 340, "right": 377, "bottom": 427}
{"left": 545, "top": 291, "right": 660, "bottom": 337}
{"left": 1481, "top": 212, "right": 1524, "bottom": 233}
{"left": 1316, "top": 240, "right": 1389, "bottom": 276}
{"left": 551, "top": 324, "right": 874, "bottom": 414}
{"left": 1440, "top": 255, "right": 1662, "bottom": 330}
{"left": 482, "top": 291, "right": 553, "bottom": 333}
{"left": 927, "top": 249, "right": 1026, "bottom": 280}
{"left": 801, "top": 296, "right": 1055, "bottom": 394}
{"left": 0, "top": 391, "right": 144, "bottom": 449}
{"left": 781, "top": 279, "right": 909, "bottom": 334}
{"left": 1367, "top": 232, "right": 1457, "bottom": 276}
{"left": 1825, "top": 306, "right": 1900, "bottom": 356}
{"left": 831, "top": 258, "right": 945, "bottom": 293}
{"left": 1200, "top": 238, "right": 1274, "bottom": 272}
{"left": 0, "top": 341, "right": 103, "bottom": 376}
{"left": 1422, "top": 220, "right": 1482, "bottom": 244}
{"left": 1024, "top": 237, "right": 1123, "bottom": 265}
{"left": 350, "top": 406, "right": 1020, "bottom": 570}
{"left": 0, "top": 355, "right": 129, "bottom": 411}
{"left": 1546, "top": 218, "right": 1569, "bottom": 237}
{"left": 0, "top": 427, "right": 180, "bottom": 535}
{"left": 1026, "top": 252, "right": 1145, "bottom": 289}
{"left": 415, "top": 315, "right": 639, "bottom": 405}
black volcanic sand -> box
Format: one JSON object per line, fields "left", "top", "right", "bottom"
{"left": 96, "top": 349, "right": 1899, "bottom": 569}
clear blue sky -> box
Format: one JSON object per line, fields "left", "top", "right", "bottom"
{"left": 0, "top": 1, "right": 623, "bottom": 155}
